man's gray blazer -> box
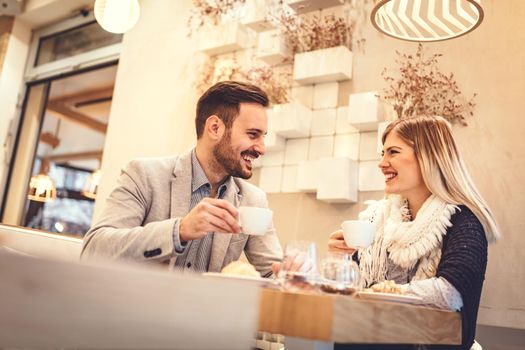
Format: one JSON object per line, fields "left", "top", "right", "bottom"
{"left": 81, "top": 150, "right": 283, "bottom": 276}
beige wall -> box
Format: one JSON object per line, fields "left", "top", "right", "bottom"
{"left": 94, "top": 0, "right": 200, "bottom": 220}
{"left": 0, "top": 16, "right": 15, "bottom": 72}
{"left": 0, "top": 18, "right": 31, "bottom": 202}
{"left": 99, "top": 0, "right": 525, "bottom": 329}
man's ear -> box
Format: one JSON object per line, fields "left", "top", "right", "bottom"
{"left": 204, "top": 115, "right": 225, "bottom": 141}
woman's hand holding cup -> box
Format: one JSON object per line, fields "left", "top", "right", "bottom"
{"left": 328, "top": 221, "right": 377, "bottom": 255}
{"left": 328, "top": 229, "right": 358, "bottom": 255}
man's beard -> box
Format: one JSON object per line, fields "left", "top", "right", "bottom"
{"left": 213, "top": 131, "right": 255, "bottom": 179}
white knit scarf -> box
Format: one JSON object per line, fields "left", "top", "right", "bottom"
{"left": 358, "top": 194, "right": 458, "bottom": 287}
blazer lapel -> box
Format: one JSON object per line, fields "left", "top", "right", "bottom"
{"left": 169, "top": 152, "right": 193, "bottom": 267}
{"left": 170, "top": 151, "right": 193, "bottom": 221}
{"left": 208, "top": 178, "right": 242, "bottom": 272}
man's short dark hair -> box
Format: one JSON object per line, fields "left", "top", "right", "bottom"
{"left": 195, "top": 81, "right": 269, "bottom": 138}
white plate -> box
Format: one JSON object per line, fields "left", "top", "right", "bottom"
{"left": 202, "top": 272, "right": 277, "bottom": 286}
{"left": 357, "top": 291, "right": 423, "bottom": 304}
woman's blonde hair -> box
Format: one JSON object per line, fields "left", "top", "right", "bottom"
{"left": 382, "top": 116, "right": 500, "bottom": 242}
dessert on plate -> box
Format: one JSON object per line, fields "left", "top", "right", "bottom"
{"left": 221, "top": 260, "right": 261, "bottom": 278}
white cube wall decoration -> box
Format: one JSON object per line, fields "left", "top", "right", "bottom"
{"left": 359, "top": 161, "right": 385, "bottom": 192}
{"left": 217, "top": 48, "right": 255, "bottom": 70}
{"left": 287, "top": 0, "right": 344, "bottom": 14}
{"left": 257, "top": 30, "right": 291, "bottom": 65}
{"left": 333, "top": 134, "right": 360, "bottom": 160}
{"left": 281, "top": 165, "right": 299, "bottom": 193}
{"left": 336, "top": 106, "right": 359, "bottom": 134}
{"left": 291, "top": 85, "right": 314, "bottom": 108}
{"left": 317, "top": 157, "right": 358, "bottom": 203}
{"left": 265, "top": 131, "right": 286, "bottom": 152}
{"left": 198, "top": 22, "right": 250, "bottom": 56}
{"left": 359, "top": 132, "right": 381, "bottom": 161}
{"left": 311, "top": 109, "right": 336, "bottom": 136}
{"left": 294, "top": 46, "right": 353, "bottom": 85}
{"left": 240, "top": 0, "right": 277, "bottom": 32}
{"left": 261, "top": 150, "right": 284, "bottom": 166}
{"left": 347, "top": 91, "right": 387, "bottom": 131}
{"left": 272, "top": 102, "right": 312, "bottom": 138}
{"left": 377, "top": 121, "right": 390, "bottom": 154}
{"left": 313, "top": 82, "right": 338, "bottom": 109}
{"left": 308, "top": 136, "right": 334, "bottom": 160}
{"left": 284, "top": 138, "right": 309, "bottom": 165}
{"left": 297, "top": 160, "right": 321, "bottom": 192}
{"left": 259, "top": 166, "right": 283, "bottom": 193}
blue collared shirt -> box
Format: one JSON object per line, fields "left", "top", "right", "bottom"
{"left": 173, "top": 149, "right": 229, "bottom": 272}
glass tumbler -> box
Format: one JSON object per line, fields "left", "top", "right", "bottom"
{"left": 319, "top": 253, "right": 360, "bottom": 295}
{"left": 278, "top": 240, "right": 318, "bottom": 292}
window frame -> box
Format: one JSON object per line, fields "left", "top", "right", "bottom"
{"left": 24, "top": 12, "right": 122, "bottom": 81}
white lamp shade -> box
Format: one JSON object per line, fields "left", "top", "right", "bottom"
{"left": 371, "top": 0, "right": 484, "bottom": 42}
{"left": 82, "top": 169, "right": 102, "bottom": 199}
{"left": 94, "top": 0, "right": 141, "bottom": 34}
{"left": 27, "top": 174, "right": 57, "bottom": 202}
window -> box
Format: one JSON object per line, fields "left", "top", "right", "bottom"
{"left": 25, "top": 162, "right": 95, "bottom": 235}
{"left": 35, "top": 21, "right": 122, "bottom": 67}
{"left": 25, "top": 11, "right": 122, "bottom": 80}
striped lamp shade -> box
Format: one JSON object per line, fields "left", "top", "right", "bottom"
{"left": 371, "top": 0, "right": 484, "bottom": 42}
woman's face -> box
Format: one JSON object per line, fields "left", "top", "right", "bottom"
{"left": 379, "top": 130, "right": 429, "bottom": 200}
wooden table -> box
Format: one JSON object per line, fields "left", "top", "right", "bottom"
{"left": 0, "top": 249, "right": 260, "bottom": 349}
{"left": 0, "top": 248, "right": 461, "bottom": 348}
{"left": 259, "top": 288, "right": 462, "bottom": 345}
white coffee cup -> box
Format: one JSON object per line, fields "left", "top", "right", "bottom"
{"left": 238, "top": 206, "right": 273, "bottom": 235}
{"left": 341, "top": 220, "right": 376, "bottom": 248}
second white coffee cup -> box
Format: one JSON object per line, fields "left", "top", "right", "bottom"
{"left": 238, "top": 206, "right": 273, "bottom": 235}
{"left": 341, "top": 220, "right": 376, "bottom": 248}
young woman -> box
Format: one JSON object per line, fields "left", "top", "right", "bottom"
{"left": 329, "top": 116, "right": 499, "bottom": 350}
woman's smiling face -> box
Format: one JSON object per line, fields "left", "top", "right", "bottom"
{"left": 379, "top": 130, "right": 429, "bottom": 200}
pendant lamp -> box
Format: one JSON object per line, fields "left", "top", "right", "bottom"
{"left": 370, "top": 0, "right": 484, "bottom": 42}
{"left": 94, "top": 0, "right": 141, "bottom": 34}
{"left": 27, "top": 159, "right": 56, "bottom": 202}
{"left": 82, "top": 169, "right": 101, "bottom": 199}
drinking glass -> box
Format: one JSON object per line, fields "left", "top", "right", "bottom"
{"left": 278, "top": 240, "right": 318, "bottom": 291}
{"left": 319, "top": 252, "right": 360, "bottom": 295}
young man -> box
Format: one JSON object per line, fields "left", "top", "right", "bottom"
{"left": 81, "top": 81, "right": 282, "bottom": 277}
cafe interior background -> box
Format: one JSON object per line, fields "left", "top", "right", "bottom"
{"left": 0, "top": 0, "right": 523, "bottom": 348}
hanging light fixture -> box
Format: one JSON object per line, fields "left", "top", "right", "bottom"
{"left": 94, "top": 0, "right": 141, "bottom": 34}
{"left": 370, "top": 0, "right": 484, "bottom": 42}
{"left": 82, "top": 169, "right": 102, "bottom": 200}
{"left": 27, "top": 159, "right": 56, "bottom": 202}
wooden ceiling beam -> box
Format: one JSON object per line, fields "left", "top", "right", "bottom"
{"left": 40, "top": 132, "right": 60, "bottom": 148}
{"left": 49, "top": 86, "right": 114, "bottom": 106}
{"left": 47, "top": 101, "right": 107, "bottom": 134}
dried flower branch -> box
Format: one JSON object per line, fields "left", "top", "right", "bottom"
{"left": 195, "top": 57, "right": 242, "bottom": 93}
{"left": 378, "top": 44, "right": 476, "bottom": 126}
{"left": 196, "top": 57, "right": 291, "bottom": 105}
{"left": 187, "top": 0, "right": 246, "bottom": 36}
{"left": 278, "top": 13, "right": 351, "bottom": 54}
{"left": 242, "top": 64, "right": 290, "bottom": 104}
{"left": 277, "top": 1, "right": 370, "bottom": 54}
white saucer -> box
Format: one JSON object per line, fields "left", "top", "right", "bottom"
{"left": 357, "top": 291, "right": 423, "bottom": 304}
{"left": 202, "top": 272, "right": 278, "bottom": 287}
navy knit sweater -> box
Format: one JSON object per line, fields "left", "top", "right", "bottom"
{"left": 434, "top": 205, "right": 488, "bottom": 350}
{"left": 336, "top": 205, "right": 488, "bottom": 350}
